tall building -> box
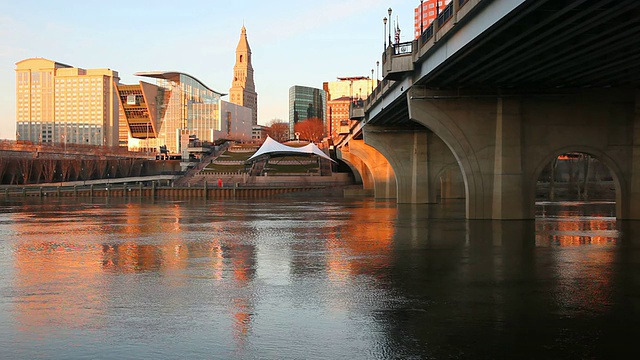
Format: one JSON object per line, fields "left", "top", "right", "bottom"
{"left": 15, "top": 58, "right": 120, "bottom": 147}
{"left": 323, "top": 77, "right": 376, "bottom": 138}
{"left": 118, "top": 72, "right": 253, "bottom": 153}
{"left": 121, "top": 71, "right": 225, "bottom": 154}
{"left": 327, "top": 96, "right": 352, "bottom": 139}
{"left": 414, "top": 0, "right": 452, "bottom": 38}
{"left": 229, "top": 26, "right": 258, "bottom": 126}
{"left": 288, "top": 85, "right": 327, "bottom": 137}
{"left": 323, "top": 76, "right": 376, "bottom": 102}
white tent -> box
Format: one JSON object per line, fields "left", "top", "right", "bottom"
{"left": 246, "top": 136, "right": 335, "bottom": 163}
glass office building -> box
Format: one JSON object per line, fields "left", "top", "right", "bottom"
{"left": 135, "top": 71, "right": 224, "bottom": 153}
{"left": 288, "top": 85, "right": 327, "bottom": 137}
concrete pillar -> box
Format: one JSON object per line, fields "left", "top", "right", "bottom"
{"left": 408, "top": 88, "right": 491, "bottom": 218}
{"left": 439, "top": 165, "right": 465, "bottom": 200}
{"left": 492, "top": 97, "right": 527, "bottom": 219}
{"left": 628, "top": 90, "right": 640, "bottom": 219}
{"left": 348, "top": 139, "right": 397, "bottom": 199}
{"left": 337, "top": 147, "right": 373, "bottom": 189}
{"left": 364, "top": 127, "right": 430, "bottom": 203}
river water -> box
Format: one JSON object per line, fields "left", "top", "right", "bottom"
{"left": 0, "top": 197, "right": 638, "bottom": 359}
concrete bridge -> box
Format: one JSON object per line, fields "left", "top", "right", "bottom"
{"left": 336, "top": 0, "right": 640, "bottom": 219}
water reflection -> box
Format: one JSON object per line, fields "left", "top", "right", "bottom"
{"left": 536, "top": 201, "right": 618, "bottom": 246}
{"left": 0, "top": 198, "right": 638, "bottom": 359}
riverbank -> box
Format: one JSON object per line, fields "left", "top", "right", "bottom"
{"left": 0, "top": 182, "right": 347, "bottom": 200}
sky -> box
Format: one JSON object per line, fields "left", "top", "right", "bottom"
{"left": 0, "top": 0, "right": 418, "bottom": 140}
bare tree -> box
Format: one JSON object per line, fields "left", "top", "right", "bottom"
{"left": 41, "top": 159, "right": 57, "bottom": 183}
{"left": 549, "top": 156, "right": 558, "bottom": 201}
{"left": 580, "top": 154, "right": 592, "bottom": 200}
{"left": 17, "top": 158, "right": 33, "bottom": 185}
{"left": 96, "top": 159, "right": 108, "bottom": 178}
{"left": 119, "top": 158, "right": 135, "bottom": 177}
{"left": 70, "top": 159, "right": 83, "bottom": 180}
{"left": 267, "top": 119, "right": 290, "bottom": 142}
{"left": 0, "top": 157, "right": 7, "bottom": 185}
{"left": 59, "top": 159, "right": 72, "bottom": 182}
{"left": 83, "top": 159, "right": 97, "bottom": 180}
{"left": 135, "top": 160, "right": 145, "bottom": 176}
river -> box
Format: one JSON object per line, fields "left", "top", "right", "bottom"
{"left": 0, "top": 197, "right": 637, "bottom": 359}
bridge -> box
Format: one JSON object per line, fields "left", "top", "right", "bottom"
{"left": 336, "top": 0, "right": 640, "bottom": 219}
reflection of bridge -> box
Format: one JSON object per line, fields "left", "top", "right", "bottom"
{"left": 336, "top": 0, "right": 640, "bottom": 219}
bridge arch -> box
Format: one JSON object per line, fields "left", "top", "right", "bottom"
{"left": 407, "top": 93, "right": 492, "bottom": 218}
{"left": 529, "top": 146, "right": 626, "bottom": 218}
{"left": 344, "top": 139, "right": 397, "bottom": 199}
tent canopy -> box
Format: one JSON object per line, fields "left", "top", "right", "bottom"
{"left": 246, "top": 136, "right": 335, "bottom": 163}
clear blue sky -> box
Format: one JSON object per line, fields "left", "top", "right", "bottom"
{"left": 0, "top": 0, "right": 417, "bottom": 140}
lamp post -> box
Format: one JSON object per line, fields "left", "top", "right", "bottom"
{"left": 420, "top": 0, "right": 424, "bottom": 35}
{"left": 376, "top": 60, "right": 380, "bottom": 82}
{"left": 388, "top": 8, "right": 392, "bottom": 46}
{"left": 371, "top": 69, "right": 374, "bottom": 93}
{"left": 383, "top": 17, "right": 387, "bottom": 50}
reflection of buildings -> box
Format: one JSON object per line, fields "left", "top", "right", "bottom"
{"left": 14, "top": 241, "right": 103, "bottom": 329}
{"left": 117, "top": 72, "right": 252, "bottom": 154}
{"left": 15, "top": 58, "right": 120, "bottom": 147}
{"left": 536, "top": 213, "right": 617, "bottom": 246}
{"left": 288, "top": 85, "right": 327, "bottom": 136}
{"left": 326, "top": 205, "right": 394, "bottom": 279}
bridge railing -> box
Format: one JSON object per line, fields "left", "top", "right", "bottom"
{"left": 393, "top": 41, "right": 413, "bottom": 55}
{"left": 419, "top": 1, "right": 456, "bottom": 47}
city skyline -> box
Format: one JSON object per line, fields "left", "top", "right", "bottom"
{"left": 0, "top": 0, "right": 417, "bottom": 140}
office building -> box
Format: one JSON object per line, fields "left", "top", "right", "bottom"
{"left": 251, "top": 125, "right": 270, "bottom": 143}
{"left": 414, "top": 0, "right": 452, "bottom": 38}
{"left": 327, "top": 96, "right": 352, "bottom": 138}
{"left": 118, "top": 71, "right": 252, "bottom": 154}
{"left": 288, "top": 85, "right": 327, "bottom": 137}
{"left": 15, "top": 58, "right": 120, "bottom": 147}
{"left": 323, "top": 77, "right": 376, "bottom": 138}
{"left": 323, "top": 76, "right": 375, "bottom": 101}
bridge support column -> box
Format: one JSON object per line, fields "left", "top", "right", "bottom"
{"left": 408, "top": 88, "right": 529, "bottom": 219}
{"left": 348, "top": 139, "right": 397, "bottom": 199}
{"left": 337, "top": 147, "right": 374, "bottom": 194}
{"left": 492, "top": 97, "right": 526, "bottom": 219}
{"left": 629, "top": 91, "right": 640, "bottom": 219}
{"left": 364, "top": 127, "right": 429, "bottom": 203}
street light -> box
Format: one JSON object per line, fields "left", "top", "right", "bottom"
{"left": 371, "top": 69, "right": 374, "bottom": 93}
{"left": 388, "top": 8, "right": 392, "bottom": 46}
{"left": 383, "top": 17, "right": 387, "bottom": 50}
{"left": 420, "top": 0, "right": 424, "bottom": 35}
{"left": 376, "top": 60, "right": 380, "bottom": 82}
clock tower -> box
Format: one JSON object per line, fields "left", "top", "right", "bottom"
{"left": 229, "top": 26, "right": 258, "bottom": 125}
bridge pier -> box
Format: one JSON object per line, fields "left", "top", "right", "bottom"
{"left": 336, "top": 147, "right": 374, "bottom": 194}
{"left": 364, "top": 127, "right": 429, "bottom": 203}
{"left": 630, "top": 91, "right": 640, "bottom": 219}
{"left": 407, "top": 86, "right": 639, "bottom": 219}
{"left": 345, "top": 139, "right": 396, "bottom": 199}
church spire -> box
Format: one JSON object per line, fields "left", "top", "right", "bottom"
{"left": 229, "top": 25, "right": 258, "bottom": 125}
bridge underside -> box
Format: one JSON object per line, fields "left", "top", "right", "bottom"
{"left": 420, "top": 0, "right": 640, "bottom": 90}
{"left": 340, "top": 0, "right": 640, "bottom": 219}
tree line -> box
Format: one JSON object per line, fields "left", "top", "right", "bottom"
{"left": 0, "top": 156, "right": 147, "bottom": 185}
